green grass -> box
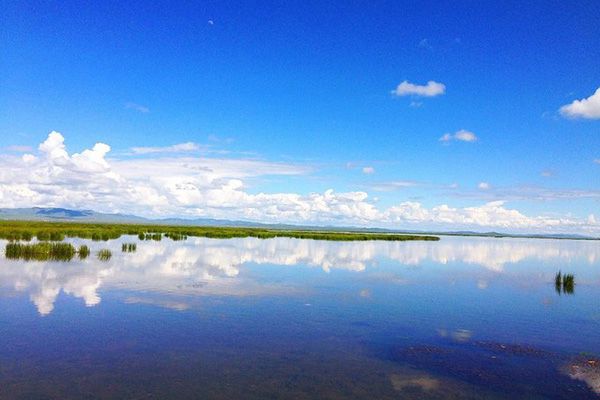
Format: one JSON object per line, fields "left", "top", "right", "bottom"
{"left": 555, "top": 271, "right": 575, "bottom": 295}
{"left": 122, "top": 243, "right": 137, "bottom": 252}
{"left": 97, "top": 249, "right": 112, "bottom": 261}
{"left": 0, "top": 220, "right": 440, "bottom": 242}
{"left": 5, "top": 242, "right": 76, "bottom": 261}
{"left": 78, "top": 245, "right": 90, "bottom": 259}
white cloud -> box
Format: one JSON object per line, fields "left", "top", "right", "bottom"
{"left": 362, "top": 166, "right": 375, "bottom": 174}
{"left": 392, "top": 80, "right": 446, "bottom": 97}
{"left": 125, "top": 102, "right": 150, "bottom": 113}
{"left": 440, "top": 129, "right": 478, "bottom": 143}
{"left": 1, "top": 131, "right": 599, "bottom": 234}
{"left": 131, "top": 142, "right": 203, "bottom": 154}
{"left": 5, "top": 145, "right": 32, "bottom": 152}
{"left": 369, "top": 181, "right": 417, "bottom": 192}
{"left": 478, "top": 182, "right": 490, "bottom": 190}
{"left": 560, "top": 87, "right": 600, "bottom": 119}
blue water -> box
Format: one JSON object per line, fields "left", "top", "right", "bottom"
{"left": 1, "top": 236, "right": 599, "bottom": 399}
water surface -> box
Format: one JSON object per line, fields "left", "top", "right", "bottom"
{"left": 1, "top": 236, "right": 599, "bottom": 399}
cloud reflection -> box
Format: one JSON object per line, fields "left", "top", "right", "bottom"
{"left": 1, "top": 236, "right": 599, "bottom": 315}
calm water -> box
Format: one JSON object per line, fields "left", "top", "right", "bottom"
{"left": 1, "top": 236, "right": 599, "bottom": 399}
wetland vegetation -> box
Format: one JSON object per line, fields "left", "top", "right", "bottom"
{"left": 121, "top": 243, "right": 137, "bottom": 252}
{"left": 4, "top": 242, "right": 76, "bottom": 261}
{"left": 0, "top": 220, "right": 440, "bottom": 243}
{"left": 97, "top": 249, "right": 112, "bottom": 261}
{"left": 555, "top": 271, "right": 576, "bottom": 294}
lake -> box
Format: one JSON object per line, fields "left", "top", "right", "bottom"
{"left": 1, "top": 235, "right": 599, "bottom": 399}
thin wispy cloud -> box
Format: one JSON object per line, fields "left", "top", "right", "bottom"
{"left": 594, "top": 159, "right": 600, "bottom": 165}
{"left": 362, "top": 166, "right": 375, "bottom": 174}
{"left": 478, "top": 182, "right": 491, "bottom": 190}
{"left": 450, "top": 184, "right": 600, "bottom": 202}
{"left": 5, "top": 145, "right": 33, "bottom": 152}
{"left": 131, "top": 142, "right": 204, "bottom": 154}
{"left": 125, "top": 102, "right": 150, "bottom": 113}
{"left": 440, "top": 129, "right": 478, "bottom": 143}
{"left": 541, "top": 169, "right": 555, "bottom": 177}
{"left": 368, "top": 181, "right": 418, "bottom": 192}
{"left": 418, "top": 38, "right": 433, "bottom": 50}
{"left": 392, "top": 80, "right": 446, "bottom": 97}
{"left": 560, "top": 87, "right": 600, "bottom": 119}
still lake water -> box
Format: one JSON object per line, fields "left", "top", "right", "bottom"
{"left": 0, "top": 236, "right": 599, "bottom": 399}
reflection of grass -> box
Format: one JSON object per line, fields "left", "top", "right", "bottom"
{"left": 0, "top": 221, "right": 440, "bottom": 242}
{"left": 97, "top": 249, "right": 112, "bottom": 261}
{"left": 555, "top": 271, "right": 575, "bottom": 295}
{"left": 5, "top": 242, "right": 76, "bottom": 261}
{"left": 122, "top": 243, "right": 137, "bottom": 252}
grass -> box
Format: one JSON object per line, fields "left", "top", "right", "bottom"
{"left": 122, "top": 243, "right": 137, "bottom": 252}
{"left": 0, "top": 220, "right": 440, "bottom": 242}
{"left": 165, "top": 232, "right": 188, "bottom": 241}
{"left": 78, "top": 245, "right": 90, "bottom": 259}
{"left": 555, "top": 271, "right": 575, "bottom": 295}
{"left": 97, "top": 249, "right": 112, "bottom": 261}
{"left": 5, "top": 242, "right": 76, "bottom": 261}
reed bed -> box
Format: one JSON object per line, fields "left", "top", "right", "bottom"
{"left": 165, "top": 232, "right": 188, "bottom": 241}
{"left": 78, "top": 245, "right": 90, "bottom": 259}
{"left": 555, "top": 271, "right": 575, "bottom": 294}
{"left": 97, "top": 249, "right": 112, "bottom": 261}
{"left": 5, "top": 242, "right": 76, "bottom": 261}
{"left": 122, "top": 243, "right": 137, "bottom": 252}
{"left": 0, "top": 220, "right": 440, "bottom": 242}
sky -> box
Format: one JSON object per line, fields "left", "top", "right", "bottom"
{"left": 1, "top": 1, "right": 599, "bottom": 234}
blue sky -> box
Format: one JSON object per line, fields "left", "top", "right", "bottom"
{"left": 1, "top": 1, "right": 599, "bottom": 233}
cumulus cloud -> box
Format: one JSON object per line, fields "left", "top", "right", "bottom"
{"left": 362, "top": 166, "right": 375, "bottom": 174}
{"left": 131, "top": 142, "right": 203, "bottom": 155}
{"left": 1, "top": 131, "right": 599, "bottom": 234}
{"left": 440, "top": 129, "right": 478, "bottom": 143}
{"left": 478, "top": 182, "right": 490, "bottom": 190}
{"left": 560, "top": 88, "right": 600, "bottom": 119}
{"left": 392, "top": 80, "right": 446, "bottom": 97}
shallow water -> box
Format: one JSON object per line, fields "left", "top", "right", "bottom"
{"left": 0, "top": 236, "right": 599, "bottom": 399}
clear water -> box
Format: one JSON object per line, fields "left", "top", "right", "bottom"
{"left": 0, "top": 236, "right": 599, "bottom": 399}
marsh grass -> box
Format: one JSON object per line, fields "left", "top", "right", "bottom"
{"left": 555, "top": 271, "right": 575, "bottom": 295}
{"left": 97, "top": 249, "right": 112, "bottom": 261}
{"left": 122, "top": 243, "right": 137, "bottom": 252}
{"left": 5, "top": 242, "right": 76, "bottom": 261}
{"left": 0, "top": 221, "right": 440, "bottom": 242}
{"left": 78, "top": 245, "right": 90, "bottom": 259}
{"left": 165, "top": 232, "right": 188, "bottom": 241}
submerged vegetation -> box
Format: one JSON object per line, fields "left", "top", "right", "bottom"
{"left": 0, "top": 221, "right": 440, "bottom": 242}
{"left": 122, "top": 243, "right": 137, "bottom": 252}
{"left": 555, "top": 271, "right": 575, "bottom": 295}
{"left": 97, "top": 249, "right": 112, "bottom": 261}
{"left": 5, "top": 242, "right": 76, "bottom": 261}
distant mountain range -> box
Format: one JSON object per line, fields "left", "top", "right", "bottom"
{"left": 0, "top": 207, "right": 597, "bottom": 240}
